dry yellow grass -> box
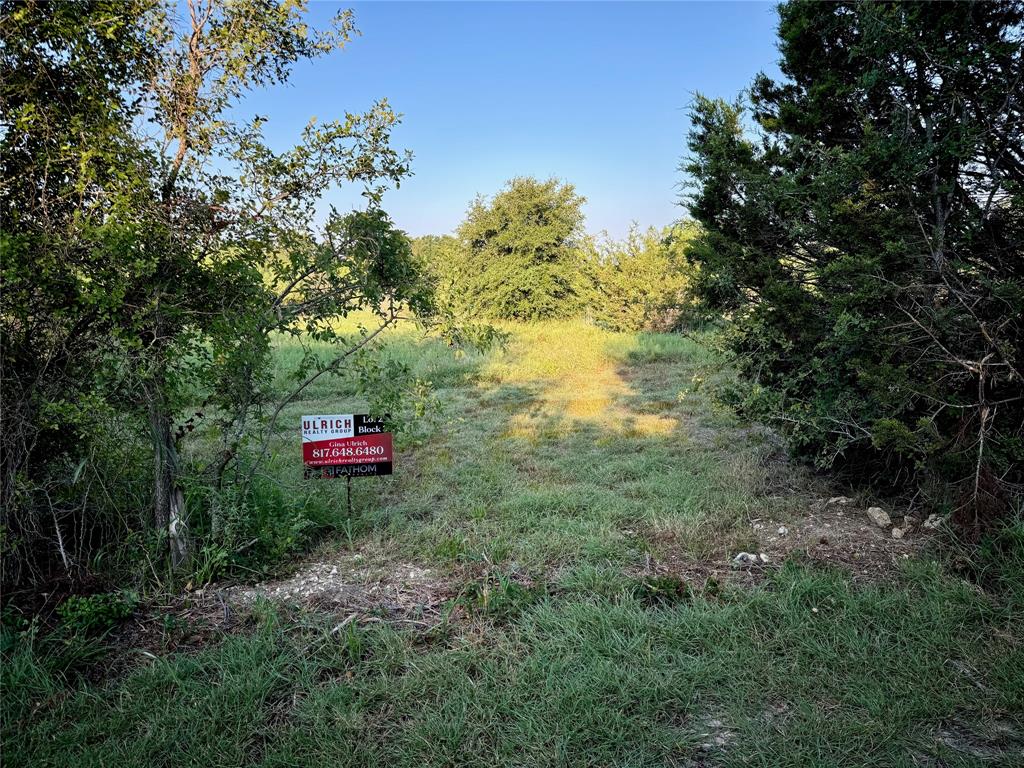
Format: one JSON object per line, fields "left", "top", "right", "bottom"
{"left": 486, "top": 321, "right": 677, "bottom": 439}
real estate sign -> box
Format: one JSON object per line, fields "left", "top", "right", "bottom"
{"left": 301, "top": 414, "right": 393, "bottom": 478}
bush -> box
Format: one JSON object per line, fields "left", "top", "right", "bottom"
{"left": 56, "top": 592, "right": 138, "bottom": 636}
{"left": 581, "top": 223, "right": 698, "bottom": 332}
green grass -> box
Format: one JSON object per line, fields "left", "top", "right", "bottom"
{"left": 205, "top": 316, "right": 781, "bottom": 580}
{"left": 5, "top": 318, "right": 1023, "bottom": 766}
{"left": 5, "top": 563, "right": 1022, "bottom": 767}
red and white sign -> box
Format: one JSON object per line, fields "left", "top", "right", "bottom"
{"left": 302, "top": 414, "right": 393, "bottom": 477}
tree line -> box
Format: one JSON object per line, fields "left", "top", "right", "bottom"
{"left": 413, "top": 176, "right": 697, "bottom": 331}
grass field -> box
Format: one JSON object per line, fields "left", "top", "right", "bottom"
{"left": 4, "top": 319, "right": 1023, "bottom": 767}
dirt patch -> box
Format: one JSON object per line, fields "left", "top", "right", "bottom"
{"left": 233, "top": 497, "right": 933, "bottom": 624}
{"left": 224, "top": 551, "right": 456, "bottom": 628}
{"left": 750, "top": 496, "right": 930, "bottom": 579}
{"left": 79, "top": 592, "right": 252, "bottom": 685}
{"left": 919, "top": 717, "right": 1024, "bottom": 764}
{"left": 635, "top": 497, "right": 933, "bottom": 587}
{"left": 86, "top": 554, "right": 459, "bottom": 683}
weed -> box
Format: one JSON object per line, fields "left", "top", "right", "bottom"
{"left": 453, "top": 571, "right": 545, "bottom": 620}
{"left": 632, "top": 574, "right": 691, "bottom": 607}
{"left": 56, "top": 591, "right": 137, "bottom": 636}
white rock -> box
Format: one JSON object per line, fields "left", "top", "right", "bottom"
{"left": 866, "top": 507, "right": 892, "bottom": 529}
{"left": 922, "top": 514, "right": 944, "bottom": 530}
{"left": 330, "top": 566, "right": 338, "bottom": 576}
{"left": 758, "top": 553, "right": 769, "bottom": 563}
{"left": 777, "top": 526, "right": 788, "bottom": 536}
{"left": 891, "top": 527, "right": 904, "bottom": 539}
{"left": 731, "top": 552, "right": 758, "bottom": 567}
{"left": 827, "top": 496, "right": 853, "bottom": 506}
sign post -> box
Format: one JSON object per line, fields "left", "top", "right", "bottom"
{"left": 301, "top": 414, "right": 394, "bottom": 480}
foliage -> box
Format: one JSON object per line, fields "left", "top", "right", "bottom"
{"left": 415, "top": 202, "right": 698, "bottom": 331}
{"left": 684, "top": 0, "right": 1024, "bottom": 524}
{"left": 56, "top": 592, "right": 138, "bottom": 636}
{"left": 452, "top": 177, "right": 588, "bottom": 321}
{"left": 412, "top": 234, "right": 463, "bottom": 312}
{"left": 0, "top": 0, "right": 441, "bottom": 590}
{"left": 1, "top": 0, "right": 161, "bottom": 588}
{"left": 581, "top": 223, "right": 699, "bottom": 332}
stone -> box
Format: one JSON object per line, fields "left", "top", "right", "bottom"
{"left": 777, "top": 526, "right": 788, "bottom": 536}
{"left": 891, "top": 527, "right": 904, "bottom": 539}
{"left": 759, "top": 552, "right": 770, "bottom": 563}
{"left": 923, "top": 513, "right": 944, "bottom": 530}
{"left": 866, "top": 506, "right": 892, "bottom": 529}
{"left": 731, "top": 552, "right": 758, "bottom": 567}
{"left": 827, "top": 496, "right": 853, "bottom": 506}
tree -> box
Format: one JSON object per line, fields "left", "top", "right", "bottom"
{"left": 456, "top": 177, "right": 587, "bottom": 320}
{"left": 139, "top": 0, "right": 417, "bottom": 566}
{"left": 581, "top": 224, "right": 698, "bottom": 332}
{"left": 412, "top": 234, "right": 463, "bottom": 314}
{"left": 1, "top": 0, "right": 163, "bottom": 585}
{"left": 1, "top": 0, "right": 435, "bottom": 586}
{"left": 684, "top": 1, "right": 1023, "bottom": 526}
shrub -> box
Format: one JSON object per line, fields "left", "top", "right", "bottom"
{"left": 582, "top": 223, "right": 698, "bottom": 332}
{"left": 56, "top": 592, "right": 138, "bottom": 637}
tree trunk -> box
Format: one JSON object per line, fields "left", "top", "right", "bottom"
{"left": 148, "top": 389, "right": 190, "bottom": 569}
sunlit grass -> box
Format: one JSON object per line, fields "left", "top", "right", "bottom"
{"left": 485, "top": 321, "right": 682, "bottom": 438}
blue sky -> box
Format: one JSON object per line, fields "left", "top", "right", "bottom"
{"left": 245, "top": 1, "right": 782, "bottom": 239}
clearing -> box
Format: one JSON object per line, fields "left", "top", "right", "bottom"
{"left": 6, "top": 321, "right": 1022, "bottom": 767}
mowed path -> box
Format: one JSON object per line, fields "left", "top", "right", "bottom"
{"left": 238, "top": 320, "right": 915, "bottom": 614}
